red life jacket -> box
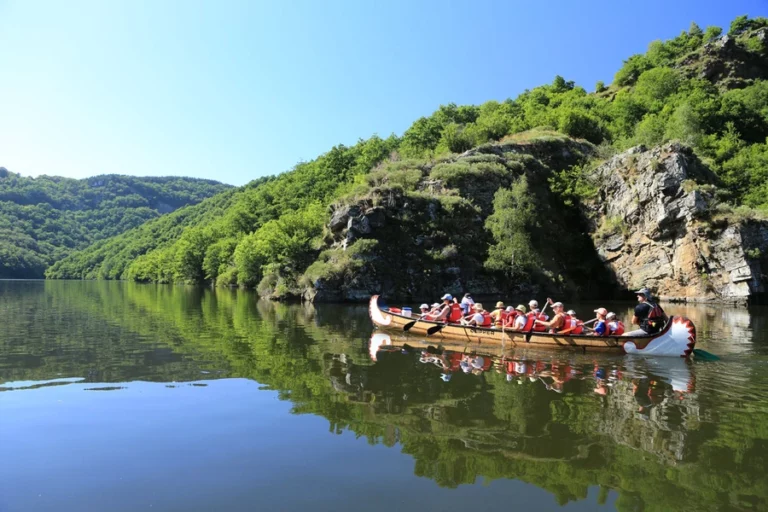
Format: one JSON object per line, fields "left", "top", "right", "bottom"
{"left": 523, "top": 312, "right": 536, "bottom": 331}
{"left": 448, "top": 303, "right": 463, "bottom": 323}
{"left": 533, "top": 313, "right": 548, "bottom": 332}
{"left": 607, "top": 320, "right": 625, "bottom": 335}
{"left": 503, "top": 311, "right": 517, "bottom": 327}
{"left": 645, "top": 302, "right": 666, "bottom": 332}
{"left": 572, "top": 320, "right": 584, "bottom": 335}
{"left": 480, "top": 312, "right": 493, "bottom": 327}
{"left": 552, "top": 313, "right": 569, "bottom": 333}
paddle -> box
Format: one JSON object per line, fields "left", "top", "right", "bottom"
{"left": 529, "top": 300, "right": 550, "bottom": 334}
{"left": 403, "top": 319, "right": 418, "bottom": 332}
{"left": 567, "top": 317, "right": 597, "bottom": 334}
{"left": 427, "top": 322, "right": 445, "bottom": 336}
{"left": 693, "top": 348, "right": 721, "bottom": 361}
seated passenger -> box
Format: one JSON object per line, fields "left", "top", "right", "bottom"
{"left": 460, "top": 293, "right": 474, "bottom": 315}
{"left": 510, "top": 305, "right": 527, "bottom": 330}
{"left": 588, "top": 308, "right": 608, "bottom": 336}
{"left": 490, "top": 301, "right": 506, "bottom": 327}
{"left": 560, "top": 309, "right": 584, "bottom": 334}
{"left": 418, "top": 303, "right": 430, "bottom": 319}
{"left": 462, "top": 304, "right": 492, "bottom": 327}
{"left": 431, "top": 294, "right": 452, "bottom": 322}
{"left": 502, "top": 306, "right": 517, "bottom": 328}
{"left": 534, "top": 300, "right": 568, "bottom": 333}
{"left": 528, "top": 299, "right": 550, "bottom": 332}
{"left": 606, "top": 312, "right": 625, "bottom": 335}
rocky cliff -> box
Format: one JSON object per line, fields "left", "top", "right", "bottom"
{"left": 303, "top": 135, "right": 605, "bottom": 302}
{"left": 304, "top": 139, "right": 768, "bottom": 304}
{"left": 586, "top": 142, "right": 768, "bottom": 303}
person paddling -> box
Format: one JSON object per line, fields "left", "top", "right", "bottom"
{"left": 624, "top": 288, "right": 667, "bottom": 336}
{"left": 525, "top": 300, "right": 549, "bottom": 331}
{"left": 534, "top": 299, "right": 568, "bottom": 333}
{"left": 588, "top": 308, "right": 608, "bottom": 336}
{"left": 418, "top": 304, "right": 430, "bottom": 319}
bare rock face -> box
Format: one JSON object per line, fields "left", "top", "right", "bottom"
{"left": 587, "top": 143, "right": 768, "bottom": 303}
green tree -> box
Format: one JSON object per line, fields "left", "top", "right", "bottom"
{"left": 484, "top": 176, "right": 538, "bottom": 276}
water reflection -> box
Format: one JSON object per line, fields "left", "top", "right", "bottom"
{"left": 1, "top": 281, "right": 768, "bottom": 511}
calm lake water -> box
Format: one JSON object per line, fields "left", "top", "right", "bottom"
{"left": 1, "top": 281, "right": 768, "bottom": 512}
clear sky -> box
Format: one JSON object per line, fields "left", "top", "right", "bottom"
{"left": 1, "top": 0, "right": 765, "bottom": 186}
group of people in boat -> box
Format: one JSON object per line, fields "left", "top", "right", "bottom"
{"left": 414, "top": 287, "right": 667, "bottom": 336}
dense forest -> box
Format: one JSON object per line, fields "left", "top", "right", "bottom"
{"left": 47, "top": 16, "right": 768, "bottom": 299}
{"left": 0, "top": 170, "right": 230, "bottom": 278}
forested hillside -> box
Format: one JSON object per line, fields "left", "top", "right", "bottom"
{"left": 0, "top": 170, "right": 230, "bottom": 278}
{"left": 48, "top": 16, "right": 768, "bottom": 301}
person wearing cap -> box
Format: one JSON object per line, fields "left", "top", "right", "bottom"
{"left": 418, "top": 303, "right": 431, "bottom": 319}
{"left": 527, "top": 299, "right": 551, "bottom": 332}
{"left": 589, "top": 308, "right": 608, "bottom": 336}
{"left": 490, "top": 301, "right": 506, "bottom": 327}
{"left": 435, "top": 294, "right": 463, "bottom": 323}
{"left": 626, "top": 287, "right": 668, "bottom": 336}
{"left": 533, "top": 298, "right": 568, "bottom": 333}
{"left": 606, "top": 312, "right": 625, "bottom": 335}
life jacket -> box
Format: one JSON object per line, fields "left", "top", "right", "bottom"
{"left": 448, "top": 303, "right": 463, "bottom": 323}
{"left": 608, "top": 320, "right": 625, "bottom": 335}
{"left": 494, "top": 310, "right": 506, "bottom": 327}
{"left": 480, "top": 312, "right": 493, "bottom": 327}
{"left": 552, "top": 313, "right": 569, "bottom": 333}
{"left": 572, "top": 320, "right": 584, "bottom": 335}
{"left": 503, "top": 311, "right": 517, "bottom": 327}
{"left": 532, "top": 313, "right": 548, "bottom": 332}
{"left": 523, "top": 312, "right": 536, "bottom": 331}
{"left": 644, "top": 302, "right": 666, "bottom": 333}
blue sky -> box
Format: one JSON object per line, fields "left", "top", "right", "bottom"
{"left": 1, "top": 0, "right": 765, "bottom": 186}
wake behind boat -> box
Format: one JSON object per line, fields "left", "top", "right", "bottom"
{"left": 369, "top": 295, "right": 696, "bottom": 358}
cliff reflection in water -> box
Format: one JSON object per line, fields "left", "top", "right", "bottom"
{"left": 2, "top": 281, "right": 768, "bottom": 510}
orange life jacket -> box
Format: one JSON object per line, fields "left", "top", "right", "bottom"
{"left": 448, "top": 303, "right": 463, "bottom": 323}
{"left": 494, "top": 310, "right": 506, "bottom": 327}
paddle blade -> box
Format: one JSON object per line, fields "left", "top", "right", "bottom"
{"left": 693, "top": 348, "right": 721, "bottom": 361}
{"left": 427, "top": 324, "right": 445, "bottom": 336}
{"left": 402, "top": 320, "right": 417, "bottom": 332}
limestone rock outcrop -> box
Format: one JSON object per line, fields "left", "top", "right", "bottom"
{"left": 587, "top": 143, "right": 768, "bottom": 303}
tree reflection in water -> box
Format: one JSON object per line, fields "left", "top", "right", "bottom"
{"left": 1, "top": 280, "right": 767, "bottom": 511}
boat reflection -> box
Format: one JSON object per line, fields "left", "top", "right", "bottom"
{"left": 367, "top": 330, "right": 699, "bottom": 463}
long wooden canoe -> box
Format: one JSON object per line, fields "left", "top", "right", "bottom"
{"left": 369, "top": 295, "right": 696, "bottom": 358}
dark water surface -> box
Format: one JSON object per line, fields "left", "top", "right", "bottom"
{"left": 1, "top": 281, "right": 768, "bottom": 512}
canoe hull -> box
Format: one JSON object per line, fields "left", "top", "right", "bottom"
{"left": 369, "top": 295, "right": 696, "bottom": 358}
